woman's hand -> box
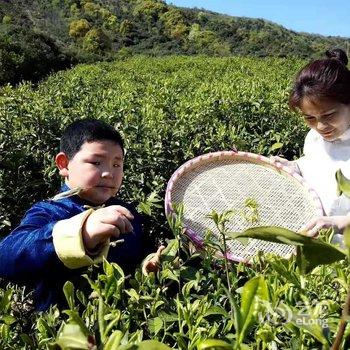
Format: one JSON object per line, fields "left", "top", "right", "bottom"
{"left": 270, "top": 156, "right": 301, "bottom": 175}
{"left": 300, "top": 215, "right": 350, "bottom": 237}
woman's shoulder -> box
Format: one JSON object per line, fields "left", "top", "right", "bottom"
{"left": 304, "top": 129, "right": 321, "bottom": 144}
{"left": 303, "top": 129, "right": 324, "bottom": 156}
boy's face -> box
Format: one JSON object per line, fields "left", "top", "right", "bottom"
{"left": 56, "top": 140, "right": 124, "bottom": 205}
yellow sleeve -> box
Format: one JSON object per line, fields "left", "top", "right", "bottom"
{"left": 52, "top": 209, "right": 110, "bottom": 269}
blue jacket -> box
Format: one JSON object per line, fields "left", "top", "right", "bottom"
{"left": 0, "top": 184, "right": 143, "bottom": 310}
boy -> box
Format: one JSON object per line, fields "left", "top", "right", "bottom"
{"left": 0, "top": 119, "right": 159, "bottom": 310}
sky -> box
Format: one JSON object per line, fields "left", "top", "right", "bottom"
{"left": 165, "top": 0, "right": 350, "bottom": 38}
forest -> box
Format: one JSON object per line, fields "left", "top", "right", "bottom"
{"left": 1, "top": 0, "right": 349, "bottom": 85}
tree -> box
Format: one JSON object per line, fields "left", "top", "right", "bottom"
{"left": 160, "top": 8, "right": 188, "bottom": 40}
{"left": 119, "top": 19, "right": 133, "bottom": 36}
{"left": 83, "top": 27, "right": 110, "bottom": 52}
{"left": 188, "top": 24, "right": 230, "bottom": 55}
{"left": 2, "top": 15, "right": 12, "bottom": 25}
{"left": 83, "top": 1, "right": 100, "bottom": 21}
{"left": 69, "top": 18, "right": 91, "bottom": 38}
{"left": 133, "top": 0, "right": 167, "bottom": 23}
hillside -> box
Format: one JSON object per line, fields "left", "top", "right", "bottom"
{"left": 0, "top": 0, "right": 349, "bottom": 85}
{"left": 0, "top": 55, "right": 307, "bottom": 238}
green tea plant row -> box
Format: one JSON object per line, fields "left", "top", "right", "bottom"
{"left": 0, "top": 55, "right": 307, "bottom": 243}
{"left": 1, "top": 56, "right": 343, "bottom": 349}
{"left": 1, "top": 209, "right": 350, "bottom": 349}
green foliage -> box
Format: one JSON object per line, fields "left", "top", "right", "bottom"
{"left": 1, "top": 218, "right": 350, "bottom": 348}
{"left": 69, "top": 19, "right": 91, "bottom": 38}
{"left": 0, "top": 0, "right": 350, "bottom": 85}
{"left": 197, "top": 339, "right": 233, "bottom": 350}
{"left": 230, "top": 226, "right": 346, "bottom": 273}
{"left": 0, "top": 28, "right": 73, "bottom": 85}
{"left": 133, "top": 0, "right": 167, "bottom": 22}
{"left": 83, "top": 27, "right": 111, "bottom": 53}
{"left": 336, "top": 169, "right": 350, "bottom": 197}
{"left": 2, "top": 56, "right": 350, "bottom": 349}
{"left": 119, "top": 19, "right": 133, "bottom": 37}
{"left": 160, "top": 8, "right": 188, "bottom": 40}
{"left": 0, "top": 282, "right": 36, "bottom": 349}
{"left": 83, "top": 1, "right": 101, "bottom": 20}
{"left": 2, "top": 15, "right": 11, "bottom": 25}
{"left": 233, "top": 276, "right": 269, "bottom": 348}
{"left": 53, "top": 321, "right": 91, "bottom": 349}
{"left": 188, "top": 24, "right": 231, "bottom": 56}
{"left": 0, "top": 55, "right": 306, "bottom": 241}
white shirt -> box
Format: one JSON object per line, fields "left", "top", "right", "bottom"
{"left": 296, "top": 128, "right": 350, "bottom": 215}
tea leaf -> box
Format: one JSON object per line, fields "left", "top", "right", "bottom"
{"left": 63, "top": 310, "right": 89, "bottom": 337}
{"left": 104, "top": 330, "right": 123, "bottom": 350}
{"left": 270, "top": 142, "right": 283, "bottom": 152}
{"left": 196, "top": 339, "right": 233, "bottom": 350}
{"left": 51, "top": 187, "right": 83, "bottom": 201}
{"left": 289, "top": 313, "right": 330, "bottom": 346}
{"left": 203, "top": 306, "right": 229, "bottom": 318}
{"left": 239, "top": 276, "right": 269, "bottom": 343}
{"left": 53, "top": 321, "right": 90, "bottom": 349}
{"left": 335, "top": 169, "right": 350, "bottom": 197}
{"left": 117, "top": 340, "right": 172, "bottom": 349}
{"left": 161, "top": 239, "right": 179, "bottom": 262}
{"left": 343, "top": 225, "right": 350, "bottom": 251}
{"left": 229, "top": 226, "right": 346, "bottom": 273}
{"left": 147, "top": 317, "right": 163, "bottom": 335}
{"left": 63, "top": 281, "right": 75, "bottom": 310}
{"left": 161, "top": 268, "right": 179, "bottom": 282}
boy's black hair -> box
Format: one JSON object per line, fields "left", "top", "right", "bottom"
{"left": 60, "top": 119, "right": 124, "bottom": 159}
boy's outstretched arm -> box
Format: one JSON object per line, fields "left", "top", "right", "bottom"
{"left": 0, "top": 202, "right": 127, "bottom": 283}
{"left": 0, "top": 203, "right": 67, "bottom": 283}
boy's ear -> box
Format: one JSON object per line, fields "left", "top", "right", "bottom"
{"left": 55, "top": 152, "right": 69, "bottom": 177}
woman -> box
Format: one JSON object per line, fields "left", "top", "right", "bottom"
{"left": 274, "top": 49, "right": 350, "bottom": 237}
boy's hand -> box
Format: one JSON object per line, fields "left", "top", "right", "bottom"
{"left": 82, "top": 205, "right": 134, "bottom": 251}
{"left": 142, "top": 245, "right": 165, "bottom": 275}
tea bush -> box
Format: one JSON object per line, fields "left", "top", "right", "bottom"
{"left": 0, "top": 55, "right": 307, "bottom": 242}
{"left": 1, "top": 226, "right": 350, "bottom": 349}
{"left": 3, "top": 56, "right": 345, "bottom": 349}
